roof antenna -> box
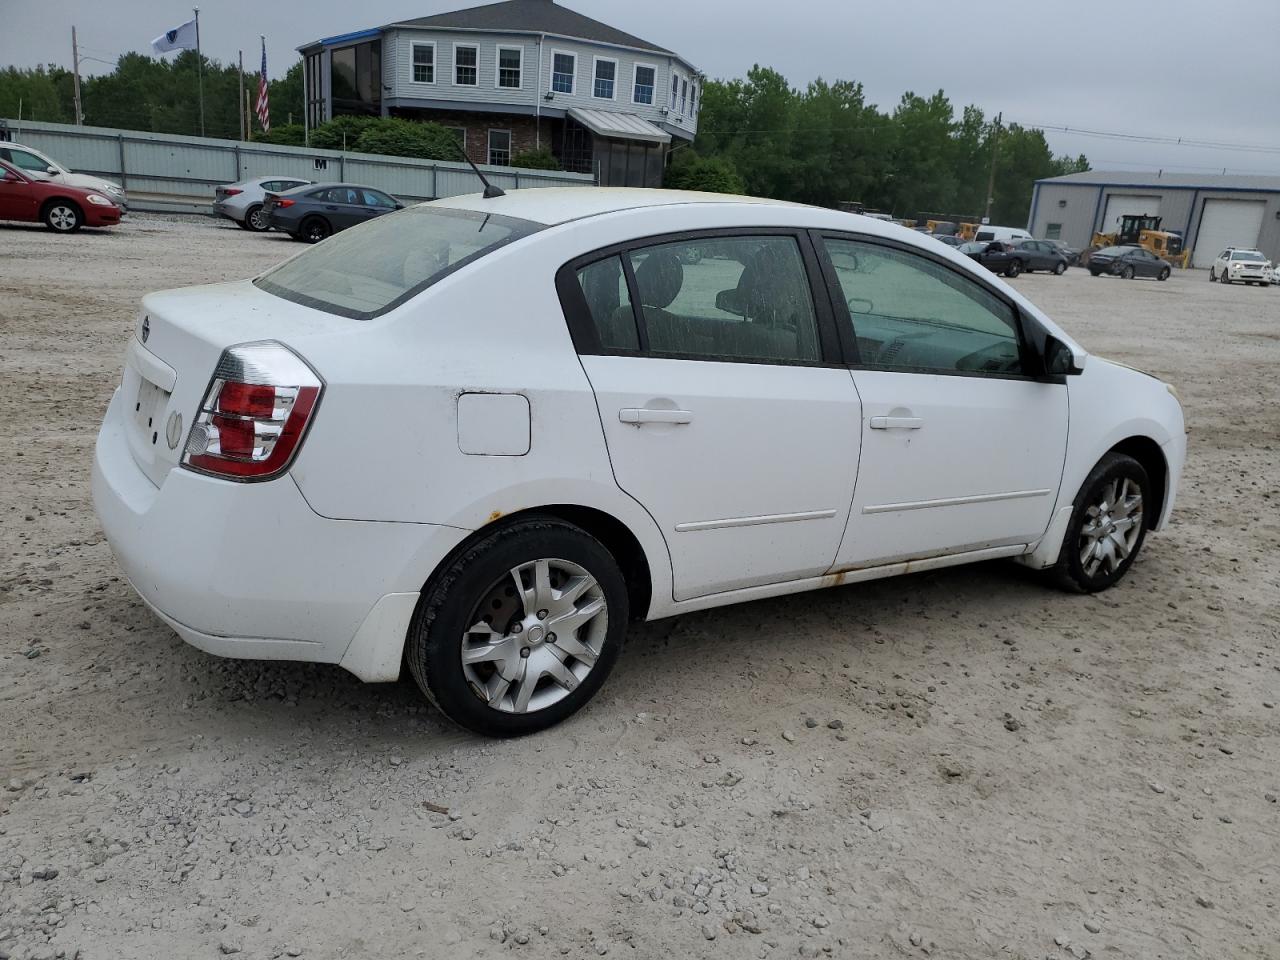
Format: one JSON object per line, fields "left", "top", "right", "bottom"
{"left": 455, "top": 141, "right": 505, "bottom": 198}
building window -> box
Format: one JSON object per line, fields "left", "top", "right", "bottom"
{"left": 551, "top": 52, "right": 575, "bottom": 94}
{"left": 305, "top": 51, "right": 324, "bottom": 126}
{"left": 691, "top": 82, "right": 697, "bottom": 114}
{"left": 411, "top": 42, "right": 435, "bottom": 83}
{"left": 681, "top": 78, "right": 688, "bottom": 114}
{"left": 670, "top": 73, "right": 679, "bottom": 109}
{"left": 497, "top": 46, "right": 522, "bottom": 89}
{"left": 633, "top": 64, "right": 655, "bottom": 105}
{"left": 1046, "top": 223, "right": 1062, "bottom": 240}
{"left": 488, "top": 129, "right": 511, "bottom": 166}
{"left": 454, "top": 44, "right": 478, "bottom": 86}
{"left": 593, "top": 58, "right": 617, "bottom": 99}
{"left": 330, "top": 39, "right": 381, "bottom": 118}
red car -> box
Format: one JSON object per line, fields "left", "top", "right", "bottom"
{"left": 0, "top": 158, "right": 122, "bottom": 232}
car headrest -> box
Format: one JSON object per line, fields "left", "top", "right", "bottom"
{"left": 633, "top": 252, "right": 683, "bottom": 310}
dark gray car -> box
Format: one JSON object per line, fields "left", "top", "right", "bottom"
{"left": 1012, "top": 239, "right": 1069, "bottom": 274}
{"left": 264, "top": 182, "right": 403, "bottom": 243}
{"left": 1087, "top": 245, "right": 1172, "bottom": 281}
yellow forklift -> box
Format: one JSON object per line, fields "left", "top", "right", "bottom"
{"left": 1088, "top": 214, "right": 1190, "bottom": 268}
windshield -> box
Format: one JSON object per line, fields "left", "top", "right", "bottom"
{"left": 1230, "top": 250, "right": 1264, "bottom": 261}
{"left": 255, "top": 206, "right": 544, "bottom": 319}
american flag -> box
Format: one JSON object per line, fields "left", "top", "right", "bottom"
{"left": 255, "top": 39, "right": 270, "bottom": 134}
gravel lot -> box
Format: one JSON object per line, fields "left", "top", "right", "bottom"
{"left": 1, "top": 214, "right": 1278, "bottom": 960}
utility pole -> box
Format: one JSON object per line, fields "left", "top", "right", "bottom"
{"left": 238, "top": 50, "right": 245, "bottom": 140}
{"left": 71, "top": 27, "right": 84, "bottom": 124}
{"left": 193, "top": 7, "right": 205, "bottom": 136}
{"left": 984, "top": 111, "right": 1001, "bottom": 223}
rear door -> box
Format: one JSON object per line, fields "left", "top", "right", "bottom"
{"left": 560, "top": 231, "right": 862, "bottom": 600}
{"left": 815, "top": 234, "right": 1068, "bottom": 569}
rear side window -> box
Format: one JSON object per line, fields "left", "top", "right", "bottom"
{"left": 256, "top": 206, "right": 542, "bottom": 319}
{"left": 575, "top": 256, "right": 638, "bottom": 350}
{"left": 822, "top": 237, "right": 1022, "bottom": 376}
{"left": 625, "top": 236, "right": 820, "bottom": 362}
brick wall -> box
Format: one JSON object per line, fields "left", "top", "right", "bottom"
{"left": 389, "top": 106, "right": 544, "bottom": 164}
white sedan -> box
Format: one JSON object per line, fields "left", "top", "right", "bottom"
{"left": 93, "top": 189, "right": 1186, "bottom": 737}
{"left": 213, "top": 176, "right": 313, "bottom": 231}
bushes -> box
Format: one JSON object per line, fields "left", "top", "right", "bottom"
{"left": 306, "top": 115, "right": 380, "bottom": 150}
{"left": 663, "top": 153, "right": 745, "bottom": 195}
{"left": 254, "top": 124, "right": 306, "bottom": 146}
{"left": 510, "top": 148, "right": 560, "bottom": 170}
{"left": 353, "top": 118, "right": 463, "bottom": 161}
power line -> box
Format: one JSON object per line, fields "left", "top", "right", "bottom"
{"left": 1007, "top": 119, "right": 1280, "bottom": 156}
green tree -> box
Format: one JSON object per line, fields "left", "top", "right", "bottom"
{"left": 664, "top": 153, "right": 744, "bottom": 194}
{"left": 352, "top": 118, "right": 462, "bottom": 159}
{"left": 510, "top": 148, "right": 560, "bottom": 170}
{"left": 0, "top": 65, "right": 73, "bottom": 122}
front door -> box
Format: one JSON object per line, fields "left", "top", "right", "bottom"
{"left": 0, "top": 168, "right": 35, "bottom": 221}
{"left": 817, "top": 235, "right": 1068, "bottom": 569}
{"left": 564, "top": 233, "right": 861, "bottom": 600}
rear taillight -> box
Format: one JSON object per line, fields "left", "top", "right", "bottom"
{"left": 275, "top": 198, "right": 295, "bottom": 208}
{"left": 181, "top": 341, "right": 322, "bottom": 481}
{"left": 222, "top": 188, "right": 243, "bottom": 197}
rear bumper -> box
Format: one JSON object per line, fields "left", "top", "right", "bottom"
{"left": 92, "top": 388, "right": 466, "bottom": 679}
{"left": 213, "top": 200, "right": 246, "bottom": 222}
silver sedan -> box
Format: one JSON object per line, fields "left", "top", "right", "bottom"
{"left": 213, "top": 176, "right": 313, "bottom": 232}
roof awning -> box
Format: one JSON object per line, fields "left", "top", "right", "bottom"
{"left": 568, "top": 108, "right": 671, "bottom": 146}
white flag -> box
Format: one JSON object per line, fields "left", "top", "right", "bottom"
{"left": 151, "top": 18, "right": 197, "bottom": 54}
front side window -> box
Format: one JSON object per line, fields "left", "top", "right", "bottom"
{"left": 6, "top": 148, "right": 55, "bottom": 174}
{"left": 497, "top": 46, "right": 522, "bottom": 88}
{"left": 822, "top": 237, "right": 1023, "bottom": 376}
{"left": 256, "top": 207, "right": 542, "bottom": 319}
{"left": 576, "top": 256, "right": 638, "bottom": 350}
{"left": 362, "top": 189, "right": 396, "bottom": 208}
{"left": 593, "top": 58, "right": 616, "bottom": 99}
{"left": 624, "top": 235, "right": 821, "bottom": 362}
{"left": 488, "top": 129, "right": 511, "bottom": 165}
{"left": 454, "top": 44, "right": 478, "bottom": 86}
{"left": 411, "top": 42, "right": 435, "bottom": 83}
{"left": 551, "top": 52, "right": 575, "bottom": 94}
{"left": 633, "top": 64, "right": 655, "bottom": 105}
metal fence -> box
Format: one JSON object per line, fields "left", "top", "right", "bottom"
{"left": 0, "top": 118, "right": 594, "bottom": 213}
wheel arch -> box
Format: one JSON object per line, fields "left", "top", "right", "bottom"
{"left": 1106, "top": 435, "right": 1167, "bottom": 529}
{"left": 40, "top": 195, "right": 83, "bottom": 219}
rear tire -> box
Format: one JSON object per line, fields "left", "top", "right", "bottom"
{"left": 244, "top": 204, "right": 270, "bottom": 232}
{"left": 406, "top": 518, "right": 629, "bottom": 738}
{"left": 1005, "top": 259, "right": 1022, "bottom": 278}
{"left": 1052, "top": 453, "right": 1150, "bottom": 593}
{"left": 1158, "top": 267, "right": 1171, "bottom": 281}
{"left": 300, "top": 217, "right": 331, "bottom": 243}
{"left": 1209, "top": 269, "right": 1217, "bottom": 282}
{"left": 42, "top": 200, "right": 83, "bottom": 233}
{"left": 1121, "top": 265, "right": 1135, "bottom": 280}
{"left": 1089, "top": 269, "right": 1102, "bottom": 277}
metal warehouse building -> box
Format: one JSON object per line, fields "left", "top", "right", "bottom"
{"left": 1028, "top": 171, "right": 1280, "bottom": 268}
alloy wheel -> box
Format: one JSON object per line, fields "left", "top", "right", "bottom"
{"left": 247, "top": 206, "right": 270, "bottom": 231}
{"left": 1078, "top": 477, "right": 1144, "bottom": 579}
{"left": 460, "top": 557, "right": 608, "bottom": 714}
{"left": 48, "top": 205, "right": 77, "bottom": 231}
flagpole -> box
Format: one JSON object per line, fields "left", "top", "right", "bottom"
{"left": 194, "top": 7, "right": 205, "bottom": 136}
{"left": 238, "top": 50, "right": 245, "bottom": 141}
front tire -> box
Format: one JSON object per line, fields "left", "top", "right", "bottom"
{"left": 1158, "top": 267, "right": 1171, "bottom": 281}
{"left": 43, "top": 200, "right": 83, "bottom": 233}
{"left": 1089, "top": 269, "right": 1102, "bottom": 277}
{"left": 1121, "top": 265, "right": 1135, "bottom": 280}
{"left": 406, "top": 518, "right": 629, "bottom": 737}
{"left": 1005, "top": 259, "right": 1022, "bottom": 278}
{"left": 1052, "top": 453, "right": 1150, "bottom": 593}
{"left": 1054, "top": 261, "right": 1067, "bottom": 275}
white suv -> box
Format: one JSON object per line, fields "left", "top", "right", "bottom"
{"left": 1210, "top": 248, "right": 1272, "bottom": 285}
{"left": 93, "top": 189, "right": 1186, "bottom": 736}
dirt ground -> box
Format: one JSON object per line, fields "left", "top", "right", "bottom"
{"left": 1, "top": 215, "right": 1278, "bottom": 960}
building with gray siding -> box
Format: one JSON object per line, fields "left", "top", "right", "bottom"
{"left": 1028, "top": 170, "right": 1280, "bottom": 268}
{"left": 298, "top": 0, "right": 700, "bottom": 187}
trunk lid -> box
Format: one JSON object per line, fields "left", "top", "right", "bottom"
{"left": 121, "top": 279, "right": 354, "bottom": 488}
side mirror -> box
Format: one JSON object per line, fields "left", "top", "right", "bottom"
{"left": 46, "top": 166, "right": 59, "bottom": 175}
{"left": 1044, "top": 335, "right": 1086, "bottom": 376}
{"left": 715, "top": 288, "right": 745, "bottom": 316}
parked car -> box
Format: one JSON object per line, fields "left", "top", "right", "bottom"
{"left": 214, "top": 176, "right": 313, "bottom": 231}
{"left": 0, "top": 158, "right": 122, "bottom": 232}
{"left": 0, "top": 141, "right": 128, "bottom": 212}
{"left": 973, "top": 225, "right": 1032, "bottom": 243}
{"left": 1044, "top": 238, "right": 1082, "bottom": 266}
{"left": 958, "top": 240, "right": 1022, "bottom": 277}
{"left": 932, "top": 234, "right": 966, "bottom": 247}
{"left": 1012, "top": 239, "right": 1069, "bottom": 274}
{"left": 264, "top": 182, "right": 403, "bottom": 242}
{"left": 92, "top": 189, "right": 1186, "bottom": 737}
{"left": 1087, "top": 245, "right": 1172, "bottom": 281}
{"left": 1210, "top": 248, "right": 1272, "bottom": 286}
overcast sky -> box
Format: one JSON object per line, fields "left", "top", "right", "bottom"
{"left": 4, "top": 0, "right": 1279, "bottom": 175}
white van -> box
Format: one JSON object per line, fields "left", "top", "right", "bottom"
{"left": 974, "top": 225, "right": 1032, "bottom": 243}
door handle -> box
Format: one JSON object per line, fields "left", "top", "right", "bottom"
{"left": 869, "top": 416, "right": 923, "bottom": 430}
{"left": 619, "top": 408, "right": 693, "bottom": 425}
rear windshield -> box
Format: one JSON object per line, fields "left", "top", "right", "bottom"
{"left": 255, "top": 206, "right": 544, "bottom": 319}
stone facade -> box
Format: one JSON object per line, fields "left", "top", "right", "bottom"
{"left": 390, "top": 107, "right": 544, "bottom": 165}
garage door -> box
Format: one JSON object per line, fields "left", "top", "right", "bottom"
{"left": 1100, "top": 195, "right": 1162, "bottom": 234}
{"left": 1192, "top": 199, "right": 1266, "bottom": 268}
